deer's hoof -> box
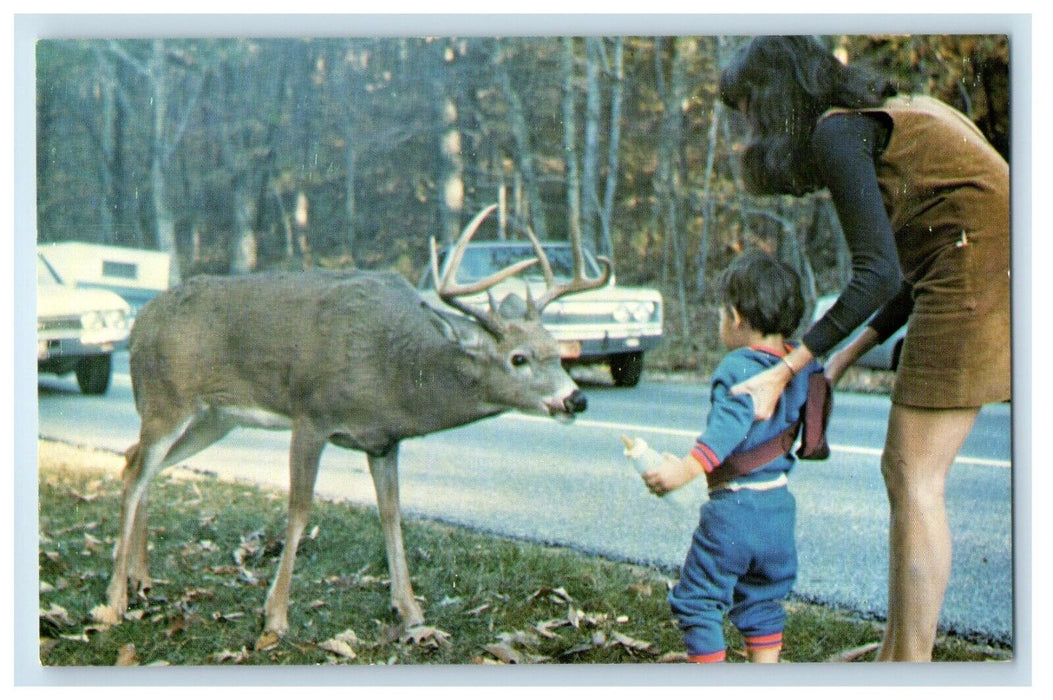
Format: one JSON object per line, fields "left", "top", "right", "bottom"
{"left": 90, "top": 604, "right": 122, "bottom": 626}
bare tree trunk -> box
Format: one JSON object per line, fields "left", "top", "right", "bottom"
{"left": 295, "top": 191, "right": 312, "bottom": 269}
{"left": 230, "top": 173, "right": 258, "bottom": 274}
{"left": 493, "top": 39, "right": 548, "bottom": 240}
{"left": 92, "top": 47, "right": 117, "bottom": 245}
{"left": 581, "top": 37, "right": 601, "bottom": 253}
{"left": 436, "top": 40, "right": 464, "bottom": 245}
{"left": 654, "top": 37, "right": 692, "bottom": 341}
{"left": 561, "top": 37, "right": 583, "bottom": 247}
{"left": 146, "top": 40, "right": 181, "bottom": 284}
{"left": 599, "top": 36, "right": 624, "bottom": 260}
{"left": 696, "top": 99, "right": 722, "bottom": 297}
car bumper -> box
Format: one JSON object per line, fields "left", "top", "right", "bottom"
{"left": 38, "top": 335, "right": 127, "bottom": 364}
{"left": 552, "top": 330, "right": 663, "bottom": 360}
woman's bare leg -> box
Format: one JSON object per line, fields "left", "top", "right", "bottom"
{"left": 877, "top": 403, "right": 980, "bottom": 661}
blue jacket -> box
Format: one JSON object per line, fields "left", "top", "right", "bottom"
{"left": 690, "top": 343, "right": 821, "bottom": 484}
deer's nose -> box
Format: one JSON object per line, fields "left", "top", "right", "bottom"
{"left": 564, "top": 390, "right": 587, "bottom": 414}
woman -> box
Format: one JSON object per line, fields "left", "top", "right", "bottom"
{"left": 718, "top": 36, "right": 1010, "bottom": 661}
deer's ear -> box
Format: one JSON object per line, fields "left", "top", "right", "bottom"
{"left": 424, "top": 303, "right": 488, "bottom": 351}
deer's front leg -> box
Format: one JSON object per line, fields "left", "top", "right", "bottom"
{"left": 367, "top": 447, "right": 425, "bottom": 628}
{"left": 263, "top": 420, "right": 326, "bottom": 635}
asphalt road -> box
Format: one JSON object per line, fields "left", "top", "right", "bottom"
{"left": 37, "top": 352, "right": 1014, "bottom": 645}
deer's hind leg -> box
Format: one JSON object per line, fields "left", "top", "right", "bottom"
{"left": 97, "top": 410, "right": 232, "bottom": 624}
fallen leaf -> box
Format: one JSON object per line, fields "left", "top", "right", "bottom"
{"left": 534, "top": 618, "right": 570, "bottom": 639}
{"left": 566, "top": 605, "right": 584, "bottom": 629}
{"left": 181, "top": 588, "right": 216, "bottom": 603}
{"left": 465, "top": 603, "right": 490, "bottom": 616}
{"left": 211, "top": 611, "right": 246, "bottom": 622}
{"left": 608, "top": 631, "right": 652, "bottom": 653}
{"left": 40, "top": 603, "right": 74, "bottom": 629}
{"left": 212, "top": 647, "right": 251, "bottom": 664}
{"left": 826, "top": 642, "right": 881, "bottom": 662}
{"left": 400, "top": 625, "right": 450, "bottom": 647}
{"left": 497, "top": 630, "right": 540, "bottom": 648}
{"left": 115, "top": 644, "right": 139, "bottom": 666}
{"left": 657, "top": 651, "right": 689, "bottom": 663}
{"left": 529, "top": 586, "right": 574, "bottom": 605}
{"left": 484, "top": 642, "right": 523, "bottom": 664}
{"left": 319, "top": 638, "right": 357, "bottom": 659}
{"left": 82, "top": 533, "right": 104, "bottom": 553}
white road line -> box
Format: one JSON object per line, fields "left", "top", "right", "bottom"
{"left": 500, "top": 413, "right": 1013, "bottom": 469}
{"left": 112, "top": 373, "right": 1011, "bottom": 469}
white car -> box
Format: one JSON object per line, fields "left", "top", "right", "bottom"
{"left": 420, "top": 241, "right": 663, "bottom": 387}
{"left": 37, "top": 253, "right": 131, "bottom": 394}
{"left": 811, "top": 294, "right": 907, "bottom": 371}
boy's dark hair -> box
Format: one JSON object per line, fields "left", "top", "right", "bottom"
{"left": 717, "top": 250, "right": 804, "bottom": 338}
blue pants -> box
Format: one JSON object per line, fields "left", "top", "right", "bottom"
{"left": 669, "top": 486, "right": 797, "bottom": 659}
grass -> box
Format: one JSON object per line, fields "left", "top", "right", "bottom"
{"left": 36, "top": 440, "right": 1011, "bottom": 667}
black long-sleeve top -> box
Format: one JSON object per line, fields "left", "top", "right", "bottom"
{"left": 801, "top": 112, "right": 913, "bottom": 357}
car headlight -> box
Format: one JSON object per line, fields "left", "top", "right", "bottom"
{"left": 102, "top": 309, "right": 129, "bottom": 330}
{"left": 81, "top": 309, "right": 128, "bottom": 332}
{"left": 81, "top": 311, "right": 104, "bottom": 331}
{"left": 631, "top": 302, "right": 656, "bottom": 323}
{"left": 613, "top": 302, "right": 657, "bottom": 324}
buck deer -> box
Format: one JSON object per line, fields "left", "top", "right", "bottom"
{"left": 93, "top": 204, "right": 611, "bottom": 638}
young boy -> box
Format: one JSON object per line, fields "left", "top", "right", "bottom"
{"left": 640, "top": 250, "right": 820, "bottom": 663}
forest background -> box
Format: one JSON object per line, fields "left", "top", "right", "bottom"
{"left": 35, "top": 34, "right": 1010, "bottom": 373}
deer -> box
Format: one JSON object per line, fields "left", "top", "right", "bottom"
{"left": 92, "top": 204, "right": 611, "bottom": 640}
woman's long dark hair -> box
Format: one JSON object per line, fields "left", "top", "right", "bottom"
{"left": 720, "top": 35, "right": 897, "bottom": 196}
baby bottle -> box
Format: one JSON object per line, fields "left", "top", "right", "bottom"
{"left": 621, "top": 435, "right": 695, "bottom": 509}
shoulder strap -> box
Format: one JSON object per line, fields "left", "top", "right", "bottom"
{"left": 705, "top": 420, "right": 800, "bottom": 488}
{"left": 705, "top": 368, "right": 833, "bottom": 488}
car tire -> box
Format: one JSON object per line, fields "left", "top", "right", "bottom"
{"left": 610, "top": 351, "right": 644, "bottom": 388}
{"left": 76, "top": 354, "right": 112, "bottom": 395}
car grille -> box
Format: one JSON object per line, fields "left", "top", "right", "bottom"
{"left": 38, "top": 316, "right": 82, "bottom": 332}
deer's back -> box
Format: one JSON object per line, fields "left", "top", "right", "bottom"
{"left": 129, "top": 269, "right": 437, "bottom": 417}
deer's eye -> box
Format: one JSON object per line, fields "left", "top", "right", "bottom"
{"left": 510, "top": 352, "right": 529, "bottom": 367}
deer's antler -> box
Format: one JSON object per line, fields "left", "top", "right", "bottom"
{"left": 518, "top": 223, "right": 612, "bottom": 316}
{"left": 430, "top": 204, "right": 538, "bottom": 338}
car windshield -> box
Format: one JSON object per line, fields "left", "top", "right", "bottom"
{"left": 433, "top": 244, "right": 600, "bottom": 285}
{"left": 37, "top": 255, "right": 62, "bottom": 286}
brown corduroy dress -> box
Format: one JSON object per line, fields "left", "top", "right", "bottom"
{"left": 824, "top": 95, "right": 1011, "bottom": 408}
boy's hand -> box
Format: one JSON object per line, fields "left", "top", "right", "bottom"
{"left": 642, "top": 454, "right": 703, "bottom": 496}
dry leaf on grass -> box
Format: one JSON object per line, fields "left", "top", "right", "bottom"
{"left": 318, "top": 638, "right": 357, "bottom": 660}
{"left": 484, "top": 642, "right": 524, "bottom": 664}
{"left": 40, "top": 603, "right": 74, "bottom": 630}
{"left": 528, "top": 586, "right": 575, "bottom": 605}
{"left": 212, "top": 647, "right": 251, "bottom": 664}
{"left": 825, "top": 642, "right": 881, "bottom": 662}
{"left": 607, "top": 631, "right": 653, "bottom": 654}
{"left": 400, "top": 625, "right": 450, "bottom": 647}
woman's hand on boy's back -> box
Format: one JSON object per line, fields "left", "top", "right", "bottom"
{"left": 642, "top": 454, "right": 704, "bottom": 496}
{"left": 730, "top": 345, "right": 816, "bottom": 420}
